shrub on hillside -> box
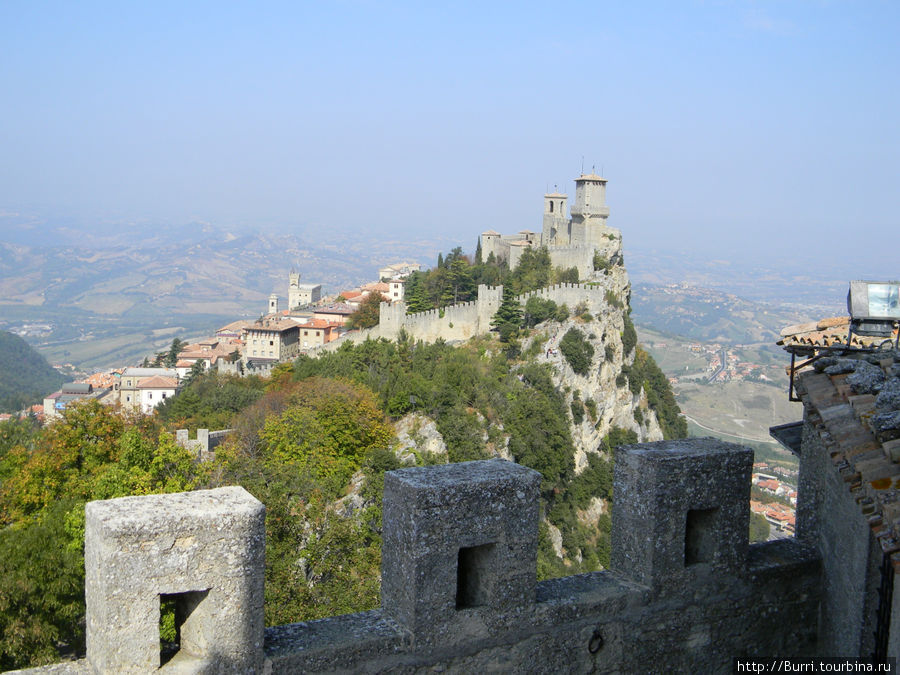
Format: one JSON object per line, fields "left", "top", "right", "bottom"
{"left": 559, "top": 328, "right": 595, "bottom": 376}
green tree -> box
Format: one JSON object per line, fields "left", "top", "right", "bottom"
{"left": 491, "top": 286, "right": 523, "bottom": 341}
{"left": 404, "top": 272, "right": 431, "bottom": 313}
{"left": 164, "top": 338, "right": 187, "bottom": 368}
{"left": 260, "top": 378, "right": 393, "bottom": 497}
{"left": 621, "top": 313, "right": 637, "bottom": 356}
{"left": 523, "top": 296, "right": 559, "bottom": 328}
{"left": 183, "top": 360, "right": 206, "bottom": 386}
{"left": 346, "top": 292, "right": 384, "bottom": 330}
{"left": 559, "top": 328, "right": 595, "bottom": 376}
{"left": 446, "top": 257, "right": 475, "bottom": 304}
{"left": 552, "top": 267, "right": 579, "bottom": 284}
{"left": 750, "top": 512, "right": 770, "bottom": 542}
{"left": 510, "top": 246, "right": 551, "bottom": 293}
{"left": 0, "top": 500, "right": 85, "bottom": 669}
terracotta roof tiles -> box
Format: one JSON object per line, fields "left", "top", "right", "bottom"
{"left": 778, "top": 316, "right": 899, "bottom": 349}
{"left": 793, "top": 350, "right": 900, "bottom": 552}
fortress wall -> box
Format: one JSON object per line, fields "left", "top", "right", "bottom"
{"left": 307, "top": 282, "right": 619, "bottom": 358}
{"left": 794, "top": 373, "right": 884, "bottom": 657}
{"left": 371, "top": 283, "right": 615, "bottom": 346}
{"left": 519, "top": 282, "right": 610, "bottom": 315}
{"left": 547, "top": 246, "right": 595, "bottom": 279}
{"left": 29, "top": 440, "right": 822, "bottom": 674}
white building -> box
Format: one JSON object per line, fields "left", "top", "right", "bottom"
{"left": 137, "top": 375, "right": 177, "bottom": 414}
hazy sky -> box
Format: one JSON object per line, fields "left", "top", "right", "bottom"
{"left": 1, "top": 1, "right": 897, "bottom": 269}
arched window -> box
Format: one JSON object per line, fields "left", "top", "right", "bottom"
{"left": 549, "top": 201, "right": 554, "bottom": 213}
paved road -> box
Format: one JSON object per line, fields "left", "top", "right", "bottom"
{"left": 706, "top": 346, "right": 727, "bottom": 383}
{"left": 681, "top": 413, "right": 779, "bottom": 445}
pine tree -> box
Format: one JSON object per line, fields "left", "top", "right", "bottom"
{"left": 491, "top": 285, "right": 523, "bottom": 341}
{"left": 447, "top": 258, "right": 475, "bottom": 304}
{"left": 404, "top": 273, "right": 431, "bottom": 313}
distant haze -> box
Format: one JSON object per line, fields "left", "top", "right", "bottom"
{"left": 0, "top": 2, "right": 897, "bottom": 275}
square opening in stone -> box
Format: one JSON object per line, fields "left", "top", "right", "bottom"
{"left": 456, "top": 543, "right": 496, "bottom": 609}
{"left": 159, "top": 589, "right": 209, "bottom": 666}
{"left": 685, "top": 508, "right": 718, "bottom": 566}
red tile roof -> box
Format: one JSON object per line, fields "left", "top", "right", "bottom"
{"left": 778, "top": 316, "right": 899, "bottom": 349}
{"left": 793, "top": 353, "right": 900, "bottom": 555}
{"left": 136, "top": 376, "right": 178, "bottom": 389}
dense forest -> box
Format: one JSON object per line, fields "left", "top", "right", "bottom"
{"left": 0, "top": 331, "right": 65, "bottom": 413}
{"left": 0, "top": 246, "right": 687, "bottom": 669}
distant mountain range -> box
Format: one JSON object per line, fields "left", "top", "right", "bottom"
{"left": 0, "top": 230, "right": 446, "bottom": 319}
{"left": 0, "top": 220, "right": 453, "bottom": 370}
{"left": 0, "top": 330, "right": 65, "bottom": 413}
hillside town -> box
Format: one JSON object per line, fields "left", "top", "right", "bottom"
{"left": 751, "top": 461, "right": 798, "bottom": 537}
{"left": 646, "top": 339, "right": 779, "bottom": 386}
{"left": 10, "top": 263, "right": 420, "bottom": 423}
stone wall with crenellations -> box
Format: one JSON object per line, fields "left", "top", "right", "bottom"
{"left": 11, "top": 440, "right": 825, "bottom": 674}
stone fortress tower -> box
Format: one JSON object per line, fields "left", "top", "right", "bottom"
{"left": 567, "top": 173, "right": 610, "bottom": 246}
{"left": 286, "top": 270, "right": 322, "bottom": 309}
{"left": 483, "top": 172, "right": 620, "bottom": 280}
{"left": 541, "top": 189, "right": 568, "bottom": 246}
{"left": 287, "top": 271, "right": 301, "bottom": 311}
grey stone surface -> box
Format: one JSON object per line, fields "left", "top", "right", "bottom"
{"left": 816, "top": 357, "right": 858, "bottom": 375}
{"left": 871, "top": 410, "right": 900, "bottom": 434}
{"left": 84, "top": 487, "right": 265, "bottom": 674}
{"left": 846, "top": 360, "right": 886, "bottom": 394}
{"left": 876, "top": 377, "right": 900, "bottom": 412}
{"left": 381, "top": 459, "right": 542, "bottom": 648}
{"left": 797, "top": 413, "right": 880, "bottom": 656}
{"left": 611, "top": 438, "right": 752, "bottom": 592}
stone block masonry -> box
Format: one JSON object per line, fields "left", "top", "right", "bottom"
{"left": 381, "top": 461, "right": 541, "bottom": 648}
{"left": 14, "top": 443, "right": 825, "bottom": 674}
{"left": 612, "top": 438, "right": 752, "bottom": 592}
{"left": 84, "top": 487, "right": 265, "bottom": 673}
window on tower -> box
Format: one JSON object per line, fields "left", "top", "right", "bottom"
{"left": 549, "top": 201, "right": 554, "bottom": 213}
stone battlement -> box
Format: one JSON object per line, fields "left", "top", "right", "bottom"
{"left": 314, "top": 281, "right": 622, "bottom": 353}
{"left": 12, "top": 439, "right": 824, "bottom": 674}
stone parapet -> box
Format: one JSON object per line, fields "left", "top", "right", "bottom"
{"left": 11, "top": 448, "right": 823, "bottom": 674}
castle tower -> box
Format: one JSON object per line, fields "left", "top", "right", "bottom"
{"left": 569, "top": 173, "right": 610, "bottom": 246}
{"left": 541, "top": 191, "right": 568, "bottom": 246}
{"left": 288, "top": 271, "right": 301, "bottom": 310}
{"left": 268, "top": 293, "right": 279, "bottom": 315}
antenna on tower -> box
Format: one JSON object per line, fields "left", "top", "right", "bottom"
{"left": 581, "top": 156, "right": 584, "bottom": 174}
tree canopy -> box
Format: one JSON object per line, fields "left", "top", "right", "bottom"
{"left": 346, "top": 292, "right": 383, "bottom": 330}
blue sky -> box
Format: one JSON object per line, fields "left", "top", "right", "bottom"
{"left": 0, "top": 1, "right": 897, "bottom": 270}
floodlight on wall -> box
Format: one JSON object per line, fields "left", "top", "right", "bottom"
{"left": 847, "top": 280, "right": 900, "bottom": 344}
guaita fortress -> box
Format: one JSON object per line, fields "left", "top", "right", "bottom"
{"left": 481, "top": 173, "right": 620, "bottom": 280}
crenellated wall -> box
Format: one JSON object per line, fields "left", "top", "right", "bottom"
{"left": 14, "top": 440, "right": 824, "bottom": 674}
{"left": 311, "top": 281, "right": 624, "bottom": 355}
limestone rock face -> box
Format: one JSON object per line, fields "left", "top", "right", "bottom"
{"left": 393, "top": 412, "right": 448, "bottom": 463}
{"left": 522, "top": 243, "right": 665, "bottom": 474}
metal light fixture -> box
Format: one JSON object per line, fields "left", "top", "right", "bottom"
{"left": 847, "top": 280, "right": 900, "bottom": 343}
